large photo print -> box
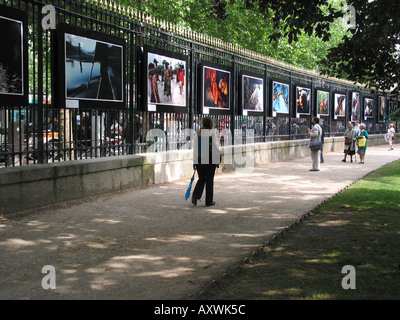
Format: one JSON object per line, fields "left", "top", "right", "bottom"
{"left": 242, "top": 74, "right": 263, "bottom": 113}
{"left": 203, "top": 65, "right": 230, "bottom": 110}
{"left": 147, "top": 51, "right": 186, "bottom": 108}
{"left": 65, "top": 32, "right": 123, "bottom": 102}
{"left": 317, "top": 90, "right": 329, "bottom": 116}
{"left": 0, "top": 9, "right": 28, "bottom": 105}
{"left": 272, "top": 81, "right": 289, "bottom": 114}
{"left": 351, "top": 92, "right": 360, "bottom": 121}
{"left": 334, "top": 93, "right": 346, "bottom": 119}
{"left": 296, "top": 86, "right": 310, "bottom": 115}
{"left": 378, "top": 96, "right": 385, "bottom": 122}
{"left": 364, "top": 97, "right": 373, "bottom": 119}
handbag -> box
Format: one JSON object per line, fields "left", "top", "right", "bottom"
{"left": 358, "top": 137, "right": 367, "bottom": 147}
{"left": 310, "top": 140, "right": 323, "bottom": 151}
{"left": 345, "top": 136, "right": 352, "bottom": 145}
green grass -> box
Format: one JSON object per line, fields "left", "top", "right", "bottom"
{"left": 201, "top": 160, "right": 400, "bottom": 300}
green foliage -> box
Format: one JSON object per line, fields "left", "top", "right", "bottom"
{"left": 118, "top": 0, "right": 400, "bottom": 93}
{"left": 120, "top": 0, "right": 349, "bottom": 72}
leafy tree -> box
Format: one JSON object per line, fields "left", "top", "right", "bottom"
{"left": 119, "top": 0, "right": 400, "bottom": 93}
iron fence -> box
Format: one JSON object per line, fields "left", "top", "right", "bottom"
{"left": 0, "top": 0, "right": 395, "bottom": 168}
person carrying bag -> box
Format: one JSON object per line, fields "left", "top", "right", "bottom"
{"left": 191, "top": 117, "right": 221, "bottom": 207}
{"left": 308, "top": 117, "right": 322, "bottom": 171}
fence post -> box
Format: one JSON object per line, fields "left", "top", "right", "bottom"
{"left": 37, "top": 3, "right": 44, "bottom": 164}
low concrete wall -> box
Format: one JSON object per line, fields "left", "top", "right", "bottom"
{"left": 0, "top": 134, "right": 387, "bottom": 216}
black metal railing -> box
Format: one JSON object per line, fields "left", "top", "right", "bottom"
{"left": 0, "top": 0, "right": 396, "bottom": 168}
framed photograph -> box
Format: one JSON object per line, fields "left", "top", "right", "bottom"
{"left": 0, "top": 7, "right": 28, "bottom": 106}
{"left": 295, "top": 86, "right": 310, "bottom": 115}
{"left": 200, "top": 62, "right": 232, "bottom": 115}
{"left": 239, "top": 71, "right": 264, "bottom": 116}
{"left": 144, "top": 46, "right": 188, "bottom": 113}
{"left": 334, "top": 93, "right": 346, "bottom": 119}
{"left": 272, "top": 80, "right": 289, "bottom": 115}
{"left": 388, "top": 101, "right": 394, "bottom": 117}
{"left": 378, "top": 96, "right": 385, "bottom": 122}
{"left": 351, "top": 92, "right": 360, "bottom": 122}
{"left": 316, "top": 90, "right": 329, "bottom": 116}
{"left": 56, "top": 24, "right": 125, "bottom": 109}
{"left": 364, "top": 97, "right": 374, "bottom": 119}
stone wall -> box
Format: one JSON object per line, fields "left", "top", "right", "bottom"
{"left": 0, "top": 135, "right": 387, "bottom": 216}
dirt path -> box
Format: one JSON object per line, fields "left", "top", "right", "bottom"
{"left": 0, "top": 145, "right": 398, "bottom": 299}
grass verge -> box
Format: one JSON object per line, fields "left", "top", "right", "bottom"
{"left": 200, "top": 160, "right": 400, "bottom": 300}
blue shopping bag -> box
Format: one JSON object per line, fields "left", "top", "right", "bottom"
{"left": 185, "top": 170, "right": 196, "bottom": 201}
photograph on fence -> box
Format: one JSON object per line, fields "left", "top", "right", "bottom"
{"left": 364, "top": 97, "right": 374, "bottom": 119}
{"left": 378, "top": 96, "right": 385, "bottom": 122}
{"left": 295, "top": 86, "right": 310, "bottom": 115}
{"left": 201, "top": 62, "right": 231, "bottom": 115}
{"left": 144, "top": 46, "right": 188, "bottom": 113}
{"left": 316, "top": 90, "right": 329, "bottom": 116}
{"left": 272, "top": 80, "right": 289, "bottom": 115}
{"left": 56, "top": 24, "right": 125, "bottom": 109}
{"left": 351, "top": 92, "right": 360, "bottom": 122}
{"left": 388, "top": 101, "right": 394, "bottom": 117}
{"left": 0, "top": 8, "right": 28, "bottom": 105}
{"left": 239, "top": 71, "right": 264, "bottom": 116}
{"left": 334, "top": 93, "right": 346, "bottom": 119}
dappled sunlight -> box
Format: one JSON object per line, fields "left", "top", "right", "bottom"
{"left": 315, "top": 220, "right": 350, "bottom": 227}
{"left": 91, "top": 218, "right": 122, "bottom": 224}
{"left": 144, "top": 235, "right": 205, "bottom": 244}
{"left": 138, "top": 267, "right": 195, "bottom": 279}
{"left": 1, "top": 238, "right": 38, "bottom": 248}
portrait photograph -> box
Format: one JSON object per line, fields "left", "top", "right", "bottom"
{"left": 317, "top": 90, "right": 329, "bottom": 116}
{"left": 334, "top": 93, "right": 346, "bottom": 118}
{"left": 272, "top": 81, "right": 289, "bottom": 114}
{"left": 351, "top": 92, "right": 360, "bottom": 121}
{"left": 241, "top": 74, "right": 264, "bottom": 113}
{"left": 364, "top": 97, "right": 373, "bottom": 119}
{"left": 296, "top": 86, "right": 310, "bottom": 115}
{"left": 0, "top": 9, "right": 28, "bottom": 105}
{"left": 378, "top": 96, "right": 385, "bottom": 122}
{"left": 203, "top": 65, "right": 230, "bottom": 111}
{"left": 65, "top": 32, "right": 123, "bottom": 102}
{"left": 146, "top": 50, "right": 187, "bottom": 109}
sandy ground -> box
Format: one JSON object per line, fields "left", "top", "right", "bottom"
{"left": 0, "top": 144, "right": 399, "bottom": 300}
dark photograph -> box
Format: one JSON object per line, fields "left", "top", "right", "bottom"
{"left": 242, "top": 75, "right": 263, "bottom": 112}
{"left": 65, "top": 32, "right": 123, "bottom": 102}
{"left": 203, "top": 66, "right": 230, "bottom": 110}
{"left": 0, "top": 15, "right": 24, "bottom": 96}
{"left": 296, "top": 86, "right": 310, "bottom": 115}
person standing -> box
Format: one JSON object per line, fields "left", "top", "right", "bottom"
{"left": 308, "top": 117, "right": 322, "bottom": 171}
{"left": 356, "top": 123, "right": 369, "bottom": 164}
{"left": 192, "top": 117, "right": 220, "bottom": 206}
{"left": 387, "top": 123, "right": 396, "bottom": 150}
{"left": 342, "top": 122, "right": 358, "bottom": 162}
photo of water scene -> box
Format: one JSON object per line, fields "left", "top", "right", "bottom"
{"left": 65, "top": 33, "right": 123, "bottom": 102}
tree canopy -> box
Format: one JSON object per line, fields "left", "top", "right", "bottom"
{"left": 119, "top": 0, "right": 400, "bottom": 93}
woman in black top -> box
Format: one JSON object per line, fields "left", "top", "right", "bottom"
{"left": 192, "top": 117, "right": 220, "bottom": 206}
